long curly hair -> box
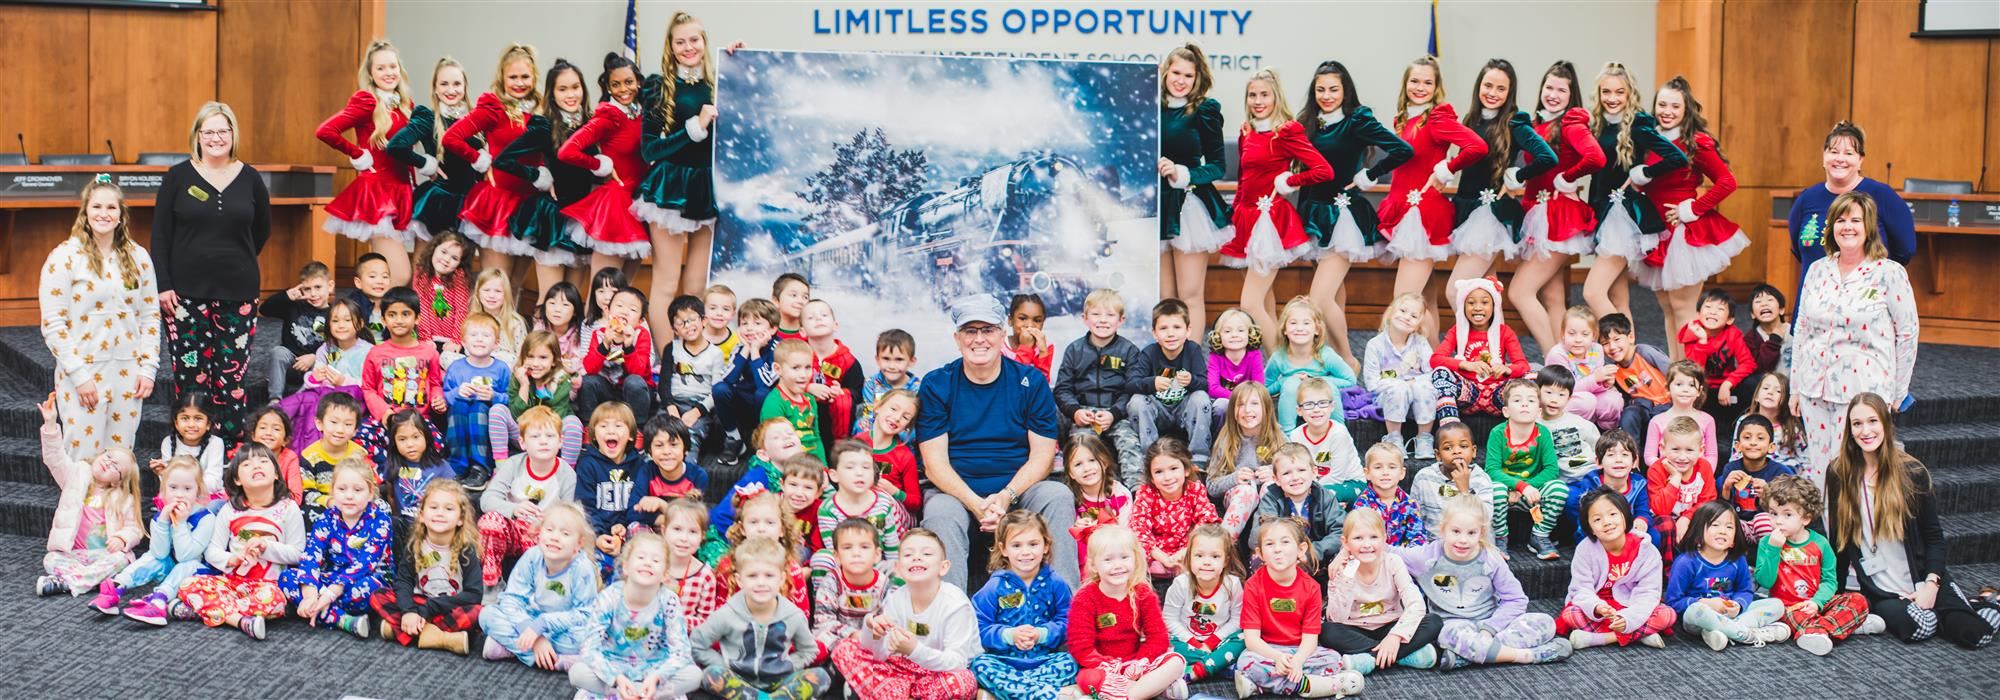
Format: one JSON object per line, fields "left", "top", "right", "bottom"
{"left": 67, "top": 179, "right": 143, "bottom": 290}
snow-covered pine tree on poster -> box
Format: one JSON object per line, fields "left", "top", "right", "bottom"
{"left": 712, "top": 49, "right": 1159, "bottom": 368}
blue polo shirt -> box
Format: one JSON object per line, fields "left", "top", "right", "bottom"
{"left": 916, "top": 357, "right": 1061, "bottom": 497}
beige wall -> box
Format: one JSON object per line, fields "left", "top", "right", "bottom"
{"left": 387, "top": 0, "right": 1655, "bottom": 125}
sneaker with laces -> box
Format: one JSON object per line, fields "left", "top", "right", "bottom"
{"left": 35, "top": 575, "right": 68, "bottom": 597}
{"left": 1435, "top": 648, "right": 1472, "bottom": 671}
{"left": 1796, "top": 632, "right": 1833, "bottom": 656}
{"left": 1529, "top": 638, "right": 1574, "bottom": 663}
{"left": 1752, "top": 624, "right": 1791, "bottom": 646}
{"left": 1378, "top": 433, "right": 1403, "bottom": 450}
{"left": 1413, "top": 433, "right": 1435, "bottom": 460}
{"left": 124, "top": 593, "right": 170, "bottom": 626}
{"left": 168, "top": 598, "right": 198, "bottom": 621}
{"left": 1857, "top": 614, "right": 1887, "bottom": 635}
{"left": 91, "top": 580, "right": 123, "bottom": 615}
{"left": 1528, "top": 534, "right": 1560, "bottom": 561}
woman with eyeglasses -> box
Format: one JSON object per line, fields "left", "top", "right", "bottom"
{"left": 150, "top": 102, "right": 271, "bottom": 440}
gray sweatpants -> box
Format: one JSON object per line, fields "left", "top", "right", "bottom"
{"left": 923, "top": 480, "right": 1078, "bottom": 590}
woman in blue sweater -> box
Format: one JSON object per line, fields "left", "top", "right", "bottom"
{"left": 1787, "top": 122, "right": 1914, "bottom": 303}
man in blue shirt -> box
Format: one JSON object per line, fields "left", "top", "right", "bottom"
{"left": 917, "top": 295, "right": 1077, "bottom": 588}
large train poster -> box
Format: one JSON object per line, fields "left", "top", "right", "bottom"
{"left": 712, "top": 49, "right": 1160, "bottom": 358}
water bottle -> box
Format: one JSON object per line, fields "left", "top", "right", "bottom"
{"left": 1948, "top": 199, "right": 1961, "bottom": 228}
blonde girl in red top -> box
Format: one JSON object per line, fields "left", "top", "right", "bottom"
{"left": 444, "top": 44, "right": 544, "bottom": 277}
{"left": 1633, "top": 76, "right": 1746, "bottom": 356}
{"left": 1219, "top": 68, "right": 1334, "bottom": 341}
{"left": 1377, "top": 57, "right": 1488, "bottom": 335}
{"left": 318, "top": 40, "right": 416, "bottom": 285}
{"left": 1512, "top": 61, "right": 1607, "bottom": 352}
{"left": 561, "top": 53, "right": 653, "bottom": 281}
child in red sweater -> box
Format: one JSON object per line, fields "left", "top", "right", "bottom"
{"left": 1233, "top": 518, "right": 1372, "bottom": 696}
{"left": 409, "top": 232, "right": 472, "bottom": 355}
{"left": 1677, "top": 289, "right": 1755, "bottom": 431}
{"left": 1068, "top": 525, "right": 1186, "bottom": 700}
{"left": 1645, "top": 416, "right": 1717, "bottom": 559}
{"left": 578, "top": 286, "right": 654, "bottom": 422}
{"left": 1431, "top": 277, "right": 1528, "bottom": 422}
{"left": 1128, "top": 439, "right": 1219, "bottom": 582}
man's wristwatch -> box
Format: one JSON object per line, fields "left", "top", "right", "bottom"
{"left": 1001, "top": 487, "right": 1018, "bottom": 504}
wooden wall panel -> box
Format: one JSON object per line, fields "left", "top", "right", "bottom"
{"left": 1655, "top": 0, "right": 1722, "bottom": 105}
{"left": 1851, "top": 0, "right": 1988, "bottom": 187}
{"left": 218, "top": 0, "right": 371, "bottom": 167}
{"left": 1717, "top": 0, "right": 1852, "bottom": 189}
{"left": 1987, "top": 40, "right": 2000, "bottom": 193}
{"left": 85, "top": 9, "right": 217, "bottom": 163}
{"left": 0, "top": 6, "right": 92, "bottom": 161}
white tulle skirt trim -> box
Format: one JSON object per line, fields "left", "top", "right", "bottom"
{"left": 1222, "top": 210, "right": 1310, "bottom": 273}
{"left": 630, "top": 201, "right": 714, "bottom": 233}
{"left": 1383, "top": 208, "right": 1451, "bottom": 261}
{"left": 1318, "top": 203, "right": 1381, "bottom": 262}
{"left": 324, "top": 215, "right": 412, "bottom": 245}
{"left": 1450, "top": 205, "right": 1517, "bottom": 259}
{"left": 1516, "top": 203, "right": 1595, "bottom": 260}
{"left": 567, "top": 223, "right": 653, "bottom": 260}
{"left": 533, "top": 247, "right": 579, "bottom": 267}
{"left": 458, "top": 220, "right": 537, "bottom": 256}
{"left": 405, "top": 220, "right": 436, "bottom": 242}
{"left": 1592, "top": 204, "right": 1653, "bottom": 262}
{"left": 1167, "top": 197, "right": 1231, "bottom": 254}
{"left": 1632, "top": 228, "right": 1749, "bottom": 291}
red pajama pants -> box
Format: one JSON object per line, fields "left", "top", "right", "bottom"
{"left": 1557, "top": 603, "right": 1678, "bottom": 646}
{"left": 830, "top": 638, "right": 977, "bottom": 700}
{"left": 1782, "top": 592, "right": 1870, "bottom": 639}
{"left": 477, "top": 513, "right": 537, "bottom": 588}
{"left": 1075, "top": 652, "right": 1180, "bottom": 700}
{"left": 369, "top": 589, "right": 481, "bottom": 646}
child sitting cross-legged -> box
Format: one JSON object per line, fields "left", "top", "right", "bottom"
{"left": 656, "top": 499, "right": 723, "bottom": 631}
{"left": 813, "top": 518, "right": 892, "bottom": 663}
{"left": 1664, "top": 501, "right": 1777, "bottom": 651}
{"left": 569, "top": 532, "right": 704, "bottom": 699}
{"left": 1391, "top": 495, "right": 1571, "bottom": 670}
{"left": 1319, "top": 509, "right": 1443, "bottom": 670}
{"left": 282, "top": 458, "right": 392, "bottom": 636}
{"left": 969, "top": 510, "right": 1080, "bottom": 700}
{"left": 1252, "top": 443, "right": 1345, "bottom": 565}
{"left": 1232, "top": 518, "right": 1373, "bottom": 697}
{"left": 692, "top": 538, "right": 831, "bottom": 700}
{"left": 1560, "top": 487, "right": 1676, "bottom": 650}
{"left": 178, "top": 445, "right": 305, "bottom": 640}
{"left": 809, "top": 439, "right": 906, "bottom": 579}
{"left": 1431, "top": 278, "right": 1529, "bottom": 422}
{"left": 1130, "top": 437, "right": 1220, "bottom": 583}
{"left": 370, "top": 479, "right": 484, "bottom": 654}
{"left": 478, "top": 406, "right": 578, "bottom": 589}
{"left": 1564, "top": 430, "right": 1658, "bottom": 548}
{"left": 1067, "top": 525, "right": 1187, "bottom": 700}
{"left": 104, "top": 457, "right": 215, "bottom": 624}
{"left": 833, "top": 529, "right": 982, "bottom": 700}
{"left": 1753, "top": 475, "right": 1873, "bottom": 656}
{"left": 1165, "top": 524, "right": 1244, "bottom": 683}
{"left": 479, "top": 501, "right": 602, "bottom": 670}
{"left": 36, "top": 393, "right": 144, "bottom": 604}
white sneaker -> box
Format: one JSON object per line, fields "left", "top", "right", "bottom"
{"left": 1701, "top": 629, "right": 1729, "bottom": 651}
{"left": 1639, "top": 633, "right": 1665, "bottom": 649}
{"left": 1234, "top": 672, "right": 1256, "bottom": 699}
{"left": 1857, "top": 614, "right": 1887, "bottom": 635}
{"left": 1752, "top": 624, "right": 1792, "bottom": 646}
{"left": 1797, "top": 633, "right": 1834, "bottom": 656}
{"left": 1165, "top": 680, "right": 1188, "bottom": 700}
{"left": 1413, "top": 433, "right": 1436, "bottom": 460}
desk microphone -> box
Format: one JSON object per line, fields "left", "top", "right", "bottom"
{"left": 1886, "top": 161, "right": 1894, "bottom": 190}
{"left": 106, "top": 139, "right": 117, "bottom": 164}
{"left": 14, "top": 133, "right": 23, "bottom": 159}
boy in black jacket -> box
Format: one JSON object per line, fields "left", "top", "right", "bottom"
{"left": 1129, "top": 298, "right": 1212, "bottom": 464}
{"left": 261, "top": 261, "right": 334, "bottom": 401}
{"left": 1054, "top": 288, "right": 1149, "bottom": 486}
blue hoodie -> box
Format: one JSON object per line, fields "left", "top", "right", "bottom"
{"left": 574, "top": 445, "right": 654, "bottom": 534}
{"left": 713, "top": 337, "right": 780, "bottom": 420}
{"left": 1566, "top": 469, "right": 1658, "bottom": 547}
{"left": 971, "top": 564, "right": 1073, "bottom": 665}
{"left": 1663, "top": 551, "right": 1755, "bottom": 615}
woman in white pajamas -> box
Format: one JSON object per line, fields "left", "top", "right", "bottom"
{"left": 40, "top": 176, "right": 160, "bottom": 459}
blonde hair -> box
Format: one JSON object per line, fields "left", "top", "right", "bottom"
{"left": 473, "top": 267, "right": 527, "bottom": 347}
{"left": 355, "top": 40, "right": 414, "bottom": 149}
{"left": 186, "top": 101, "right": 241, "bottom": 162}
{"left": 1270, "top": 442, "right": 1312, "bottom": 473}
{"left": 588, "top": 401, "right": 638, "bottom": 436}
{"left": 1562, "top": 305, "right": 1597, "bottom": 336}
{"left": 1440, "top": 494, "right": 1492, "bottom": 550}
{"left": 1277, "top": 295, "right": 1328, "bottom": 351}
{"left": 1394, "top": 56, "right": 1444, "bottom": 131}
{"left": 731, "top": 536, "right": 789, "bottom": 580}
{"left": 1363, "top": 442, "right": 1406, "bottom": 473}
{"left": 1206, "top": 308, "right": 1262, "bottom": 352}
{"left": 427, "top": 57, "right": 467, "bottom": 144}
{"left": 1377, "top": 293, "right": 1425, "bottom": 336}
{"left": 330, "top": 456, "right": 375, "bottom": 494}
{"left": 654, "top": 12, "right": 715, "bottom": 133}
{"left": 773, "top": 338, "right": 814, "bottom": 365}
{"left": 1590, "top": 62, "right": 1642, "bottom": 168}
{"left": 88, "top": 447, "right": 144, "bottom": 534}
{"left": 1085, "top": 524, "right": 1144, "bottom": 583}
{"left": 1824, "top": 191, "right": 1889, "bottom": 262}
{"left": 987, "top": 509, "right": 1054, "bottom": 572}
{"left": 159, "top": 455, "right": 204, "bottom": 496}
{"left": 1342, "top": 507, "right": 1388, "bottom": 543}
{"left": 618, "top": 530, "right": 670, "bottom": 573}
{"left": 1243, "top": 68, "right": 1293, "bottom": 125}
{"left": 488, "top": 44, "right": 542, "bottom": 123}
{"left": 1297, "top": 376, "right": 1334, "bottom": 403}
{"left": 407, "top": 479, "right": 480, "bottom": 578}
{"left": 1160, "top": 43, "right": 1214, "bottom": 113}
{"left": 1083, "top": 288, "right": 1126, "bottom": 317}
{"left": 67, "top": 179, "right": 144, "bottom": 290}
{"left": 658, "top": 498, "right": 708, "bottom": 538}
{"left": 1664, "top": 415, "right": 1703, "bottom": 439}
{"left": 727, "top": 491, "right": 802, "bottom": 556}
{"left": 1210, "top": 382, "right": 1283, "bottom": 476}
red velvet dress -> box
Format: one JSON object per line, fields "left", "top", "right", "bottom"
{"left": 318, "top": 90, "right": 414, "bottom": 241}
{"left": 1378, "top": 104, "right": 1488, "bottom": 260}
{"left": 443, "top": 93, "right": 538, "bottom": 256}
{"left": 1635, "top": 132, "right": 1746, "bottom": 290}
{"left": 1218, "top": 120, "right": 1333, "bottom": 273}
{"left": 1520, "top": 107, "right": 1606, "bottom": 258}
{"left": 558, "top": 101, "right": 651, "bottom": 259}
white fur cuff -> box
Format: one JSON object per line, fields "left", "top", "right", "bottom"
{"left": 1170, "top": 164, "right": 1191, "bottom": 189}
{"left": 685, "top": 117, "right": 709, "bottom": 143}
{"left": 1677, "top": 199, "right": 1699, "bottom": 223}
{"left": 592, "top": 154, "right": 615, "bottom": 178}
{"left": 1273, "top": 173, "right": 1297, "bottom": 196}
{"left": 1351, "top": 170, "right": 1378, "bottom": 191}
{"left": 1554, "top": 173, "right": 1580, "bottom": 194}
{"left": 1502, "top": 167, "right": 1524, "bottom": 192}
{"left": 472, "top": 150, "right": 492, "bottom": 173}
{"left": 417, "top": 154, "right": 439, "bottom": 178}
{"left": 1627, "top": 164, "right": 1651, "bottom": 186}
{"left": 1432, "top": 161, "right": 1455, "bottom": 187}
{"left": 350, "top": 151, "right": 374, "bottom": 173}
{"left": 534, "top": 167, "right": 553, "bottom": 192}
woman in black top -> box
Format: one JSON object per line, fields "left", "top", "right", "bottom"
{"left": 151, "top": 101, "right": 271, "bottom": 439}
{"left": 1828, "top": 392, "right": 1999, "bottom": 648}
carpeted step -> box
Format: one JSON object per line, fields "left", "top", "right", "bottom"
{"left": 1898, "top": 422, "right": 2000, "bottom": 470}
{"left": 0, "top": 482, "right": 59, "bottom": 540}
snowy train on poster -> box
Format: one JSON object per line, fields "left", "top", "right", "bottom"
{"left": 712, "top": 50, "right": 1159, "bottom": 350}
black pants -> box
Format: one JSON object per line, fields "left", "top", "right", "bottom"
{"left": 1870, "top": 582, "right": 1999, "bottom": 649}
{"left": 578, "top": 373, "right": 653, "bottom": 423}
{"left": 664, "top": 397, "right": 714, "bottom": 448}
{"left": 1317, "top": 612, "right": 1443, "bottom": 655}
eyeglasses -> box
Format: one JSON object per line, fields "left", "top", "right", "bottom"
{"left": 957, "top": 325, "right": 1002, "bottom": 337}
{"left": 198, "top": 129, "right": 233, "bottom": 139}
{"left": 1299, "top": 399, "right": 1335, "bottom": 411}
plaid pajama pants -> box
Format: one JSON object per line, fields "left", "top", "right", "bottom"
{"left": 1779, "top": 592, "right": 1870, "bottom": 640}
{"left": 369, "top": 589, "right": 481, "bottom": 646}
{"left": 1556, "top": 603, "right": 1678, "bottom": 645}
{"left": 1074, "top": 652, "right": 1180, "bottom": 700}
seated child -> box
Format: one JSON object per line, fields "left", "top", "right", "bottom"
{"left": 1204, "top": 308, "right": 1264, "bottom": 426}
{"left": 634, "top": 415, "right": 711, "bottom": 511}
{"left": 1392, "top": 495, "right": 1570, "bottom": 669}
{"left": 833, "top": 529, "right": 982, "bottom": 700}
{"left": 660, "top": 294, "right": 728, "bottom": 450}
{"left": 380, "top": 409, "right": 453, "bottom": 531}
{"left": 37, "top": 399, "right": 144, "bottom": 602}
{"left": 1353, "top": 443, "right": 1427, "bottom": 547}
{"left": 1664, "top": 501, "right": 1778, "bottom": 651}
{"left": 478, "top": 407, "right": 579, "bottom": 588}
{"left": 489, "top": 330, "right": 585, "bottom": 469}
{"left": 410, "top": 232, "right": 471, "bottom": 357}
{"left": 242, "top": 407, "right": 302, "bottom": 503}
{"left": 802, "top": 298, "right": 865, "bottom": 444}
{"left": 1565, "top": 430, "right": 1658, "bottom": 548}
{"left": 1253, "top": 444, "right": 1345, "bottom": 565}
{"left": 1431, "top": 278, "right": 1528, "bottom": 422}
{"left": 866, "top": 389, "right": 923, "bottom": 514}
{"left": 771, "top": 272, "right": 811, "bottom": 341}
{"left": 1362, "top": 293, "right": 1437, "bottom": 458}
{"left": 706, "top": 419, "right": 808, "bottom": 554}
{"left": 1542, "top": 306, "right": 1620, "bottom": 429}
{"left": 106, "top": 457, "right": 216, "bottom": 623}
{"left": 1677, "top": 288, "right": 1756, "bottom": 431}
{"left": 298, "top": 393, "right": 369, "bottom": 523}
{"left": 1130, "top": 438, "right": 1220, "bottom": 581}
{"left": 1233, "top": 518, "right": 1373, "bottom": 695}
{"left": 261, "top": 260, "right": 335, "bottom": 400}
{"left": 1752, "top": 475, "right": 1872, "bottom": 656}
{"left": 1210, "top": 384, "right": 1282, "bottom": 538}
{"left": 443, "top": 312, "right": 512, "bottom": 486}
{"left": 813, "top": 519, "right": 893, "bottom": 661}
{"left": 303, "top": 297, "right": 372, "bottom": 390}
{"left": 569, "top": 532, "right": 704, "bottom": 699}
{"left": 341, "top": 252, "right": 393, "bottom": 344}
{"left": 1004, "top": 293, "right": 1056, "bottom": 377}
{"left": 155, "top": 391, "right": 226, "bottom": 501}
{"left": 1715, "top": 415, "right": 1795, "bottom": 539}
{"left": 370, "top": 479, "right": 483, "bottom": 654}
{"left": 714, "top": 298, "right": 782, "bottom": 459}
{"left": 713, "top": 492, "right": 813, "bottom": 613}
{"left": 1265, "top": 297, "right": 1358, "bottom": 430}
{"left": 480, "top": 502, "right": 602, "bottom": 669}
{"left": 178, "top": 445, "right": 305, "bottom": 640}
{"left": 1067, "top": 525, "right": 1188, "bottom": 700}
{"left": 1599, "top": 313, "right": 1672, "bottom": 444}
{"left": 360, "top": 286, "right": 447, "bottom": 430}
{"left": 969, "top": 511, "right": 1080, "bottom": 700}
{"left": 1731, "top": 373, "right": 1807, "bottom": 465}
{"left": 1646, "top": 416, "right": 1718, "bottom": 557}
{"left": 764, "top": 338, "right": 828, "bottom": 462}
{"left": 1412, "top": 423, "right": 1494, "bottom": 547}
{"left": 778, "top": 456, "right": 828, "bottom": 563}
{"left": 1559, "top": 487, "right": 1675, "bottom": 649}
{"left": 811, "top": 440, "right": 906, "bottom": 578}
{"left": 693, "top": 538, "right": 830, "bottom": 700}
{"left": 1285, "top": 377, "right": 1364, "bottom": 501}
{"left": 1055, "top": 288, "right": 1148, "bottom": 482}
{"left": 854, "top": 329, "right": 921, "bottom": 442}
{"left": 1065, "top": 433, "right": 1131, "bottom": 579}
{"left": 702, "top": 285, "right": 742, "bottom": 360}
{"left": 1485, "top": 380, "right": 1566, "bottom": 560}
{"left": 281, "top": 459, "right": 391, "bottom": 634}
{"left": 1164, "top": 524, "right": 1244, "bottom": 682}
{"left": 1535, "top": 366, "right": 1601, "bottom": 483}
{"left": 1319, "top": 509, "right": 1443, "bottom": 670}
{"left": 577, "top": 402, "right": 652, "bottom": 567}
{"left": 578, "top": 286, "right": 654, "bottom": 421}
{"left": 1743, "top": 284, "right": 1787, "bottom": 377}
{"left": 657, "top": 500, "right": 723, "bottom": 630}
{"left": 1129, "top": 299, "right": 1213, "bottom": 460}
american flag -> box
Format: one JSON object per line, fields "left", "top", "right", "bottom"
{"left": 1426, "top": 0, "right": 1439, "bottom": 57}
{"left": 622, "top": 0, "right": 640, "bottom": 63}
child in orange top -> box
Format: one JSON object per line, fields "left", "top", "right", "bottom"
{"left": 1128, "top": 439, "right": 1220, "bottom": 582}
{"left": 1646, "top": 416, "right": 1717, "bottom": 559}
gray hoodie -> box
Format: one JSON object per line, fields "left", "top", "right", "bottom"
{"left": 690, "top": 593, "right": 816, "bottom": 685}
